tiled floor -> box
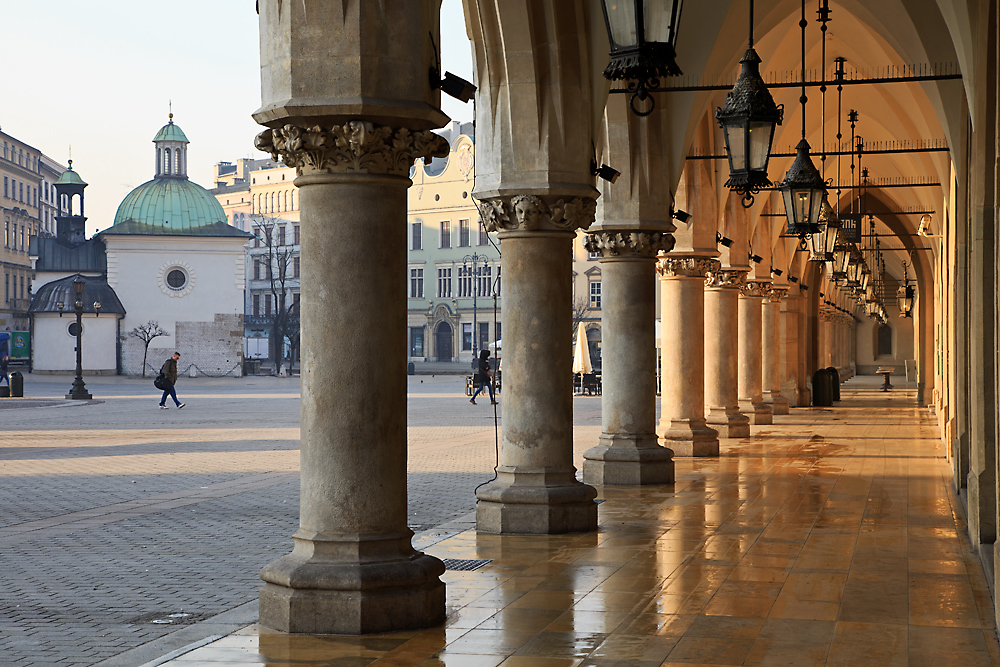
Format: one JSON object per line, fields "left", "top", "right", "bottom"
{"left": 158, "top": 378, "right": 1000, "bottom": 666}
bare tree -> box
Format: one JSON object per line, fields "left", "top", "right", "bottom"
{"left": 572, "top": 296, "right": 591, "bottom": 336}
{"left": 252, "top": 216, "right": 299, "bottom": 376}
{"left": 128, "top": 321, "right": 169, "bottom": 377}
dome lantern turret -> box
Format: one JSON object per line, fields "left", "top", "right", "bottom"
{"left": 153, "top": 113, "right": 190, "bottom": 179}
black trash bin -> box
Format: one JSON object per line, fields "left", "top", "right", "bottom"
{"left": 407, "top": 362, "right": 415, "bottom": 375}
{"left": 0, "top": 386, "right": 8, "bottom": 398}
{"left": 827, "top": 367, "right": 840, "bottom": 401}
{"left": 6, "top": 372, "right": 21, "bottom": 397}
{"left": 812, "top": 368, "right": 833, "bottom": 406}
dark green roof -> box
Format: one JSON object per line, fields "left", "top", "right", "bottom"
{"left": 29, "top": 274, "right": 125, "bottom": 316}
{"left": 54, "top": 165, "right": 87, "bottom": 186}
{"left": 105, "top": 177, "right": 250, "bottom": 237}
{"left": 30, "top": 237, "right": 107, "bottom": 272}
{"left": 153, "top": 119, "right": 189, "bottom": 143}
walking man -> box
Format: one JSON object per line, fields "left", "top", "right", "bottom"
{"left": 0, "top": 354, "right": 8, "bottom": 386}
{"left": 470, "top": 349, "right": 497, "bottom": 405}
{"left": 159, "top": 352, "right": 186, "bottom": 409}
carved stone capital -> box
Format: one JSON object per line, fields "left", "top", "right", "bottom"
{"left": 740, "top": 281, "right": 772, "bottom": 299}
{"left": 705, "top": 268, "right": 748, "bottom": 289}
{"left": 254, "top": 121, "right": 450, "bottom": 177}
{"left": 478, "top": 194, "right": 598, "bottom": 233}
{"left": 767, "top": 288, "right": 788, "bottom": 303}
{"left": 655, "top": 257, "right": 721, "bottom": 279}
{"left": 584, "top": 231, "right": 675, "bottom": 259}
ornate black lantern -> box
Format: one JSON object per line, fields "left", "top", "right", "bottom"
{"left": 780, "top": 140, "right": 826, "bottom": 237}
{"left": 716, "top": 0, "right": 783, "bottom": 207}
{"left": 807, "top": 195, "right": 841, "bottom": 262}
{"left": 601, "top": 0, "right": 684, "bottom": 116}
{"left": 897, "top": 261, "right": 914, "bottom": 317}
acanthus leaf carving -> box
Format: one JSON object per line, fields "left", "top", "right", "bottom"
{"left": 583, "top": 231, "right": 675, "bottom": 259}
{"left": 655, "top": 257, "right": 721, "bottom": 278}
{"left": 704, "top": 269, "right": 748, "bottom": 289}
{"left": 740, "top": 281, "right": 773, "bottom": 298}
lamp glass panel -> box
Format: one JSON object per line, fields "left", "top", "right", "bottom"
{"left": 724, "top": 121, "right": 746, "bottom": 171}
{"left": 794, "top": 189, "right": 811, "bottom": 226}
{"left": 644, "top": 0, "right": 680, "bottom": 43}
{"left": 823, "top": 224, "right": 838, "bottom": 255}
{"left": 748, "top": 121, "right": 774, "bottom": 171}
{"left": 604, "top": 0, "right": 638, "bottom": 48}
{"left": 781, "top": 188, "right": 795, "bottom": 228}
{"left": 809, "top": 191, "right": 824, "bottom": 228}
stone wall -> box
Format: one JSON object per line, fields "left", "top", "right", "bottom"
{"left": 121, "top": 313, "right": 243, "bottom": 377}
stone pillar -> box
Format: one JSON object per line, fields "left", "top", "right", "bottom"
{"left": 583, "top": 231, "right": 676, "bottom": 484}
{"left": 656, "top": 257, "right": 721, "bottom": 456}
{"left": 738, "top": 282, "right": 773, "bottom": 425}
{"left": 475, "top": 195, "right": 598, "bottom": 533}
{"left": 704, "top": 268, "right": 750, "bottom": 438}
{"left": 762, "top": 289, "right": 789, "bottom": 415}
{"left": 254, "top": 125, "right": 449, "bottom": 633}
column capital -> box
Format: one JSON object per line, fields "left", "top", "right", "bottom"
{"left": 705, "top": 268, "right": 748, "bottom": 289}
{"left": 584, "top": 230, "right": 675, "bottom": 259}
{"left": 655, "top": 257, "right": 720, "bottom": 279}
{"left": 767, "top": 288, "right": 788, "bottom": 303}
{"left": 478, "top": 194, "right": 597, "bottom": 234}
{"left": 254, "top": 121, "right": 449, "bottom": 177}
{"left": 740, "top": 281, "right": 772, "bottom": 299}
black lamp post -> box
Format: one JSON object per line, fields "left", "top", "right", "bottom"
{"left": 66, "top": 276, "right": 91, "bottom": 400}
{"left": 600, "top": 0, "right": 684, "bottom": 115}
{"left": 778, "top": 0, "right": 827, "bottom": 239}
{"left": 463, "top": 253, "right": 490, "bottom": 358}
{"left": 716, "top": 0, "right": 783, "bottom": 207}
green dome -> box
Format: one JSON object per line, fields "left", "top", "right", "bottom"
{"left": 106, "top": 178, "right": 247, "bottom": 237}
{"left": 153, "top": 118, "right": 189, "bottom": 143}
{"left": 54, "top": 163, "right": 87, "bottom": 186}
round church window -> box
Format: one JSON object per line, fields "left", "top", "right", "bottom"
{"left": 166, "top": 269, "right": 187, "bottom": 290}
{"left": 68, "top": 322, "right": 82, "bottom": 337}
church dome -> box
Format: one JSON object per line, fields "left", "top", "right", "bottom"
{"left": 104, "top": 115, "right": 249, "bottom": 238}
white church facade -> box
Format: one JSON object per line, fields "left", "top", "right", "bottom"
{"left": 29, "top": 116, "right": 250, "bottom": 376}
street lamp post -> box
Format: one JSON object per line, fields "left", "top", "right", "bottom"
{"left": 463, "top": 253, "right": 490, "bottom": 358}
{"left": 66, "top": 276, "right": 92, "bottom": 400}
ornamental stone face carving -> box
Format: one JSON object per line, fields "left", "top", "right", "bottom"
{"left": 705, "top": 268, "right": 748, "bottom": 289}
{"left": 740, "top": 281, "right": 772, "bottom": 298}
{"left": 767, "top": 288, "right": 788, "bottom": 303}
{"left": 584, "top": 231, "right": 675, "bottom": 259}
{"left": 254, "top": 121, "right": 450, "bottom": 177}
{"left": 655, "top": 257, "right": 721, "bottom": 278}
{"left": 478, "top": 194, "right": 598, "bottom": 233}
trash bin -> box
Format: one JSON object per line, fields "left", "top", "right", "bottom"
{"left": 811, "top": 368, "right": 833, "bottom": 406}
{"left": 8, "top": 372, "right": 23, "bottom": 397}
{"left": 0, "top": 386, "right": 8, "bottom": 398}
{"left": 407, "top": 362, "right": 415, "bottom": 375}
{"left": 827, "top": 367, "right": 840, "bottom": 402}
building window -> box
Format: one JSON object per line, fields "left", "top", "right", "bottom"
{"left": 19, "top": 181, "right": 24, "bottom": 203}
{"left": 458, "top": 265, "right": 473, "bottom": 297}
{"left": 478, "top": 265, "right": 492, "bottom": 297}
{"left": 253, "top": 293, "right": 260, "bottom": 316}
{"left": 3, "top": 176, "right": 7, "bottom": 198}
{"left": 165, "top": 268, "right": 188, "bottom": 291}
{"left": 439, "top": 221, "right": 451, "bottom": 248}
{"left": 293, "top": 256, "right": 300, "bottom": 278}
{"left": 164, "top": 149, "right": 172, "bottom": 175}
{"left": 409, "top": 327, "right": 424, "bottom": 357}
{"left": 264, "top": 294, "right": 272, "bottom": 316}
{"left": 253, "top": 260, "right": 261, "bottom": 280}
{"left": 478, "top": 221, "right": 489, "bottom": 246}
{"left": 479, "top": 322, "right": 490, "bottom": 350}
{"left": 590, "top": 281, "right": 602, "bottom": 309}
{"left": 411, "top": 222, "right": 422, "bottom": 250}
{"left": 437, "top": 267, "right": 452, "bottom": 298}
{"left": 462, "top": 322, "right": 473, "bottom": 351}
{"left": 589, "top": 249, "right": 600, "bottom": 260}
{"left": 877, "top": 324, "right": 892, "bottom": 356}
{"left": 277, "top": 226, "right": 286, "bottom": 246}
{"left": 293, "top": 225, "right": 300, "bottom": 245}
{"left": 409, "top": 267, "right": 424, "bottom": 298}
{"left": 458, "top": 219, "right": 470, "bottom": 247}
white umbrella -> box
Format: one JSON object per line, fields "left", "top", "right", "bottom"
{"left": 572, "top": 322, "right": 593, "bottom": 374}
{"left": 489, "top": 339, "right": 501, "bottom": 350}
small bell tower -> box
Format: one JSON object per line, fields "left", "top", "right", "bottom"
{"left": 53, "top": 160, "right": 88, "bottom": 245}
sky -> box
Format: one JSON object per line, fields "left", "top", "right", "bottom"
{"left": 1, "top": 1, "right": 474, "bottom": 234}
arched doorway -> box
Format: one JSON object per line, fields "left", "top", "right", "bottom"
{"left": 435, "top": 322, "right": 453, "bottom": 362}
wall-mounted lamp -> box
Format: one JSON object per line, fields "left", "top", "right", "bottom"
{"left": 715, "top": 232, "right": 733, "bottom": 247}
{"left": 57, "top": 301, "right": 65, "bottom": 317}
{"left": 788, "top": 276, "right": 799, "bottom": 283}
{"left": 770, "top": 267, "right": 783, "bottom": 277}
{"left": 800, "top": 283, "right": 809, "bottom": 291}
{"left": 917, "top": 214, "right": 943, "bottom": 238}
{"left": 591, "top": 160, "right": 621, "bottom": 184}
{"left": 429, "top": 33, "right": 477, "bottom": 103}
{"left": 671, "top": 208, "right": 692, "bottom": 223}
{"left": 749, "top": 252, "right": 763, "bottom": 264}
{"left": 93, "top": 301, "right": 102, "bottom": 317}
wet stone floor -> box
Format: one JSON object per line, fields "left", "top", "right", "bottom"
{"left": 161, "top": 379, "right": 999, "bottom": 666}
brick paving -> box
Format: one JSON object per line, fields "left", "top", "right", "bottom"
{"left": 0, "top": 374, "right": 603, "bottom": 665}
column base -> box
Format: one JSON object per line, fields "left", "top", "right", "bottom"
{"left": 739, "top": 399, "right": 773, "bottom": 425}
{"left": 475, "top": 467, "right": 598, "bottom": 534}
{"left": 705, "top": 407, "right": 751, "bottom": 439}
{"left": 582, "top": 434, "right": 674, "bottom": 485}
{"left": 657, "top": 419, "right": 720, "bottom": 457}
{"left": 259, "top": 530, "right": 445, "bottom": 634}
{"left": 763, "top": 391, "right": 789, "bottom": 416}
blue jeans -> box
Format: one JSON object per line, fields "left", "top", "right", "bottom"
{"left": 472, "top": 376, "right": 495, "bottom": 401}
{"left": 160, "top": 383, "right": 180, "bottom": 406}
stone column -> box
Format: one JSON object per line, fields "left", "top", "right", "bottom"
{"left": 762, "top": 288, "right": 789, "bottom": 415}
{"left": 657, "top": 257, "right": 721, "bottom": 456}
{"left": 583, "top": 231, "right": 676, "bottom": 485}
{"left": 254, "top": 124, "right": 449, "bottom": 633}
{"left": 475, "top": 195, "right": 598, "bottom": 533}
{"left": 704, "top": 268, "right": 750, "bottom": 438}
{"left": 738, "top": 282, "right": 773, "bottom": 425}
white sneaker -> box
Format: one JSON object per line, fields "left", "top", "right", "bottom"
{"left": 159, "top": 404, "right": 169, "bottom": 409}
{"left": 177, "top": 403, "right": 186, "bottom": 409}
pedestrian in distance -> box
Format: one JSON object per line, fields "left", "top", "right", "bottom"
{"left": 0, "top": 354, "right": 8, "bottom": 386}
{"left": 470, "top": 349, "right": 497, "bottom": 405}
{"left": 158, "top": 352, "right": 186, "bottom": 409}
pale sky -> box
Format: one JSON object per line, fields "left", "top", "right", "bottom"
{"left": 1, "top": 1, "right": 474, "bottom": 234}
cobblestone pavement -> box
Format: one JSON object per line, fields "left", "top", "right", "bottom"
{"left": 0, "top": 374, "right": 604, "bottom": 665}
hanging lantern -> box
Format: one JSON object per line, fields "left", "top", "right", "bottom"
{"left": 833, "top": 232, "right": 851, "bottom": 279}
{"left": 779, "top": 140, "right": 826, "bottom": 237}
{"left": 601, "top": 0, "right": 684, "bottom": 115}
{"left": 716, "top": 40, "right": 783, "bottom": 207}
{"left": 807, "top": 195, "right": 841, "bottom": 262}
{"left": 845, "top": 248, "right": 862, "bottom": 287}
{"left": 896, "top": 262, "right": 915, "bottom": 317}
